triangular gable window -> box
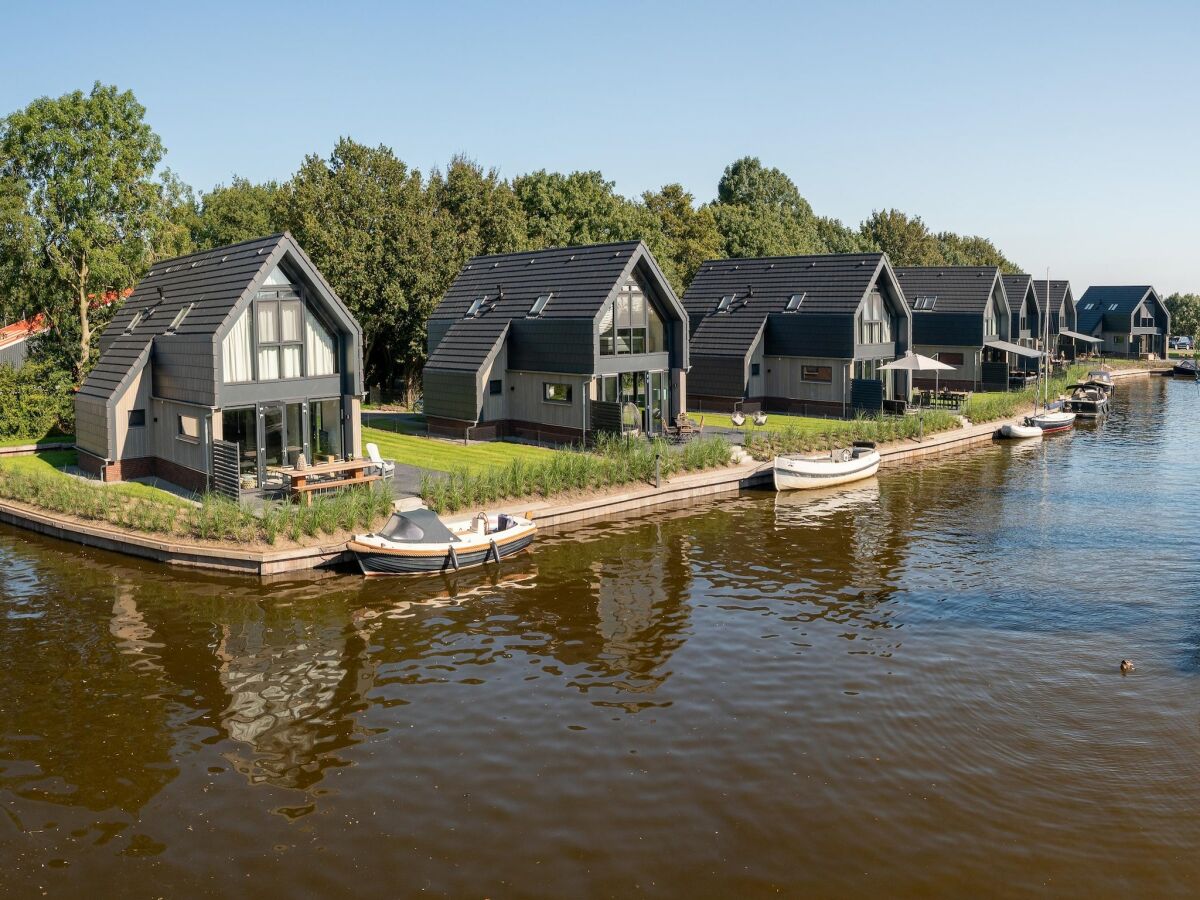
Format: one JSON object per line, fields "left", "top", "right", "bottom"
{"left": 263, "top": 265, "right": 292, "bottom": 287}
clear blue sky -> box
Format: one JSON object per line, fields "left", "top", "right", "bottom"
{"left": 3, "top": 0, "right": 1197, "bottom": 294}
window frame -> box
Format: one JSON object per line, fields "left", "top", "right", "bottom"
{"left": 177, "top": 413, "right": 201, "bottom": 443}
{"left": 801, "top": 365, "right": 833, "bottom": 383}
{"left": 127, "top": 409, "right": 146, "bottom": 428}
{"left": 489, "top": 378, "right": 503, "bottom": 396}
{"left": 542, "top": 382, "right": 573, "bottom": 404}
{"left": 528, "top": 293, "right": 551, "bottom": 318}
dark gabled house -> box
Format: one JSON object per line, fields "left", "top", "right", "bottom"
{"left": 894, "top": 266, "right": 1033, "bottom": 391}
{"left": 76, "top": 234, "right": 365, "bottom": 492}
{"left": 681, "top": 253, "right": 912, "bottom": 416}
{"left": 422, "top": 241, "right": 689, "bottom": 441}
{"left": 1001, "top": 274, "right": 1041, "bottom": 349}
{"left": 1075, "top": 286, "right": 1171, "bottom": 358}
{"left": 1032, "top": 279, "right": 1096, "bottom": 358}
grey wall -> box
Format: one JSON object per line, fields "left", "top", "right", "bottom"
{"left": 509, "top": 319, "right": 595, "bottom": 374}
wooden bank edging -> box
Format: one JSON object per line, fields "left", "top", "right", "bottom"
{"left": 0, "top": 367, "right": 1167, "bottom": 574}
{"left": 0, "top": 441, "right": 74, "bottom": 457}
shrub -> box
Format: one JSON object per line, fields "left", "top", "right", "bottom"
{"left": 0, "top": 359, "right": 76, "bottom": 440}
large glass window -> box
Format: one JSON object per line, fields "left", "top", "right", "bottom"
{"left": 600, "top": 277, "right": 668, "bottom": 356}
{"left": 309, "top": 399, "right": 343, "bottom": 461}
{"left": 222, "top": 308, "right": 254, "bottom": 383}
{"left": 221, "top": 407, "right": 258, "bottom": 478}
{"left": 858, "top": 290, "right": 892, "bottom": 344}
{"left": 222, "top": 272, "right": 341, "bottom": 383}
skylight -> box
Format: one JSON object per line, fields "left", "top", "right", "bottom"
{"left": 528, "top": 293, "right": 552, "bottom": 317}
{"left": 1083, "top": 303, "right": 1096, "bottom": 310}
{"left": 166, "top": 303, "right": 194, "bottom": 333}
{"left": 1108, "top": 303, "right": 1119, "bottom": 311}
{"left": 465, "top": 296, "right": 489, "bottom": 318}
{"left": 124, "top": 311, "right": 144, "bottom": 334}
{"left": 913, "top": 295, "right": 938, "bottom": 311}
{"left": 716, "top": 295, "right": 734, "bottom": 313}
{"left": 784, "top": 293, "right": 805, "bottom": 312}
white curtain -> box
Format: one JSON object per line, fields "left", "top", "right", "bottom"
{"left": 222, "top": 309, "right": 253, "bottom": 383}
{"left": 306, "top": 308, "right": 337, "bottom": 376}
{"left": 280, "top": 300, "right": 302, "bottom": 342}
{"left": 258, "top": 346, "right": 280, "bottom": 380}
{"left": 281, "top": 345, "right": 302, "bottom": 379}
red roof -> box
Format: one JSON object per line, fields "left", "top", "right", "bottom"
{"left": 0, "top": 314, "right": 48, "bottom": 350}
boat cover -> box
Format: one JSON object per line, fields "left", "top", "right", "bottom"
{"left": 378, "top": 509, "right": 460, "bottom": 544}
{"left": 984, "top": 339, "right": 1044, "bottom": 359}
{"left": 1058, "top": 329, "right": 1102, "bottom": 344}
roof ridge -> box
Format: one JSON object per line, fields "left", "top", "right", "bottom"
{"left": 147, "top": 233, "right": 285, "bottom": 271}
{"left": 465, "top": 240, "right": 643, "bottom": 265}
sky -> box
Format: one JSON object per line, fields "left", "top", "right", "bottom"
{"left": 2, "top": 0, "right": 1198, "bottom": 294}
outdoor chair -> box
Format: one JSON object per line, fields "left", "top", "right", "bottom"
{"left": 365, "top": 442, "right": 396, "bottom": 479}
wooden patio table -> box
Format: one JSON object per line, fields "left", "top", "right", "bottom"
{"left": 283, "top": 459, "right": 378, "bottom": 505}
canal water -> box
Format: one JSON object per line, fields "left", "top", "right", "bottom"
{"left": 2, "top": 376, "right": 1198, "bottom": 896}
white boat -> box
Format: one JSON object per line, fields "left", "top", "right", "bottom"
{"left": 348, "top": 508, "right": 536, "bottom": 575}
{"left": 773, "top": 442, "right": 880, "bottom": 491}
{"left": 1025, "top": 410, "right": 1076, "bottom": 434}
{"left": 998, "top": 421, "right": 1043, "bottom": 440}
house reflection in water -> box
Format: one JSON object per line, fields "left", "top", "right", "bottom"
{"left": 213, "top": 611, "right": 377, "bottom": 791}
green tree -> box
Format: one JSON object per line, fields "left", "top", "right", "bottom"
{"left": 280, "top": 138, "right": 457, "bottom": 399}
{"left": 816, "top": 215, "right": 873, "bottom": 254}
{"left": 513, "top": 170, "right": 645, "bottom": 248}
{"left": 1165, "top": 293, "right": 1200, "bottom": 339}
{"left": 858, "top": 209, "right": 944, "bottom": 266}
{"left": 937, "top": 231, "right": 1019, "bottom": 271}
{"left": 194, "top": 177, "right": 283, "bottom": 249}
{"left": 0, "top": 83, "right": 172, "bottom": 377}
{"left": 640, "top": 183, "right": 722, "bottom": 291}
{"left": 428, "top": 156, "right": 528, "bottom": 262}
{"left": 711, "top": 157, "right": 823, "bottom": 258}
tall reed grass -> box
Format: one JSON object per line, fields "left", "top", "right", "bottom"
{"left": 0, "top": 464, "right": 392, "bottom": 545}
{"left": 743, "top": 410, "right": 960, "bottom": 461}
{"left": 420, "top": 434, "right": 733, "bottom": 513}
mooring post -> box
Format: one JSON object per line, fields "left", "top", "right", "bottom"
{"left": 655, "top": 446, "right": 661, "bottom": 489}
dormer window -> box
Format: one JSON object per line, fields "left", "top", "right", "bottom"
{"left": 912, "top": 295, "right": 938, "bottom": 311}
{"left": 784, "top": 293, "right": 805, "bottom": 312}
{"left": 716, "top": 295, "right": 734, "bottom": 314}
{"left": 528, "top": 293, "right": 551, "bottom": 317}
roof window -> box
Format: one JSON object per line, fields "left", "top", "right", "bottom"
{"left": 465, "top": 295, "right": 489, "bottom": 318}
{"left": 1083, "top": 302, "right": 1096, "bottom": 310}
{"left": 715, "top": 295, "right": 734, "bottom": 314}
{"left": 166, "top": 303, "right": 194, "bottom": 334}
{"left": 784, "top": 293, "right": 805, "bottom": 312}
{"left": 1108, "top": 303, "right": 1119, "bottom": 311}
{"left": 528, "top": 293, "right": 552, "bottom": 317}
{"left": 124, "top": 311, "right": 144, "bottom": 334}
{"left": 912, "top": 295, "right": 938, "bottom": 311}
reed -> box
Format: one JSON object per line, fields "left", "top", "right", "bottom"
{"left": 420, "top": 435, "right": 733, "bottom": 513}
{"left": 743, "top": 410, "right": 960, "bottom": 461}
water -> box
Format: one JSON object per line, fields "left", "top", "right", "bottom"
{"left": 2, "top": 376, "right": 1199, "bottom": 896}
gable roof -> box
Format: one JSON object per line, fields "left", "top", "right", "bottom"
{"left": 1032, "top": 279, "right": 1073, "bottom": 311}
{"left": 894, "top": 266, "right": 1005, "bottom": 315}
{"left": 1001, "top": 274, "right": 1037, "bottom": 313}
{"left": 1076, "top": 285, "right": 1160, "bottom": 334}
{"left": 426, "top": 240, "right": 680, "bottom": 371}
{"left": 79, "top": 232, "right": 361, "bottom": 404}
{"left": 683, "top": 253, "right": 892, "bottom": 359}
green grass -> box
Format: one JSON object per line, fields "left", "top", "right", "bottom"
{"left": 420, "top": 434, "right": 733, "bottom": 514}
{"left": 359, "top": 411, "right": 428, "bottom": 435}
{"left": 0, "top": 450, "right": 189, "bottom": 506}
{"left": 0, "top": 430, "right": 75, "bottom": 448}
{"left": 743, "top": 411, "right": 961, "bottom": 461}
{"left": 362, "top": 425, "right": 557, "bottom": 475}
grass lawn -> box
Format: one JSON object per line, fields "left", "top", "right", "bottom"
{"left": 359, "top": 411, "right": 428, "bottom": 435}
{"left": 710, "top": 411, "right": 889, "bottom": 435}
{"left": 0, "top": 450, "right": 190, "bottom": 506}
{"left": 0, "top": 431, "right": 75, "bottom": 448}
{"left": 361, "top": 426, "right": 557, "bottom": 475}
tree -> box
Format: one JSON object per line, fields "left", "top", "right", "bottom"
{"left": 193, "top": 177, "right": 283, "bottom": 249}
{"left": 0, "top": 83, "right": 170, "bottom": 377}
{"left": 1165, "top": 293, "right": 1200, "bottom": 339}
{"left": 711, "top": 157, "right": 824, "bottom": 258}
{"left": 640, "top": 183, "right": 722, "bottom": 291}
{"left": 279, "top": 138, "right": 457, "bottom": 400}
{"left": 936, "top": 231, "right": 1019, "bottom": 272}
{"left": 858, "top": 209, "right": 943, "bottom": 267}
{"left": 816, "top": 215, "right": 873, "bottom": 254}
{"left": 513, "top": 170, "right": 646, "bottom": 249}
{"left": 428, "top": 156, "right": 528, "bottom": 262}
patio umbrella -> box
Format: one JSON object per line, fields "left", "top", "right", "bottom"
{"left": 879, "top": 352, "right": 956, "bottom": 438}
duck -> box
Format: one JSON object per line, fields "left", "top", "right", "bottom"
{"left": 1120, "top": 659, "right": 1135, "bottom": 673}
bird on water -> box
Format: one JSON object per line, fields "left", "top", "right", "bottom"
{"left": 1120, "top": 659, "right": 1135, "bottom": 673}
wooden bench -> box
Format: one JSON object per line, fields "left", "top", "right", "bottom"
{"left": 291, "top": 473, "right": 381, "bottom": 505}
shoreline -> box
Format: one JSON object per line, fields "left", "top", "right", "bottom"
{"left": 0, "top": 366, "right": 1168, "bottom": 576}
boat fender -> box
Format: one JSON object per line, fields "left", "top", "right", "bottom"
{"left": 447, "top": 544, "right": 460, "bottom": 571}
{"left": 487, "top": 539, "right": 500, "bottom": 565}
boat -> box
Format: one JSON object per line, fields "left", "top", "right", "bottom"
{"left": 1025, "top": 409, "right": 1076, "bottom": 434}
{"left": 1086, "top": 368, "right": 1115, "bottom": 392}
{"left": 773, "top": 441, "right": 880, "bottom": 491}
{"left": 1171, "top": 359, "right": 1199, "bottom": 379}
{"left": 998, "top": 421, "right": 1043, "bottom": 440}
{"left": 1062, "top": 383, "right": 1110, "bottom": 418}
{"left": 348, "top": 508, "right": 536, "bottom": 575}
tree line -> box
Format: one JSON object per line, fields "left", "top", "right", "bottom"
{"left": 2, "top": 82, "right": 1027, "bottom": 399}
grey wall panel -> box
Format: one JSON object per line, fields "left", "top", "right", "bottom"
{"left": 508, "top": 319, "right": 595, "bottom": 374}
{"left": 765, "top": 313, "right": 854, "bottom": 358}
{"left": 688, "top": 355, "right": 746, "bottom": 398}
{"left": 74, "top": 395, "right": 111, "bottom": 458}
{"left": 912, "top": 313, "right": 982, "bottom": 347}
{"left": 423, "top": 368, "right": 480, "bottom": 422}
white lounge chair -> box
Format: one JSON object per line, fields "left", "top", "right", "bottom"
{"left": 365, "top": 442, "right": 395, "bottom": 479}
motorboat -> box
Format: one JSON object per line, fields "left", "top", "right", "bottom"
{"left": 349, "top": 508, "right": 536, "bottom": 575}
{"left": 1062, "top": 383, "right": 1110, "bottom": 418}
{"left": 773, "top": 441, "right": 880, "bottom": 491}
{"left": 1171, "top": 359, "right": 1199, "bottom": 379}
{"left": 998, "top": 421, "right": 1043, "bottom": 440}
{"left": 1025, "top": 409, "right": 1076, "bottom": 434}
{"left": 1086, "top": 368, "right": 1115, "bottom": 393}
